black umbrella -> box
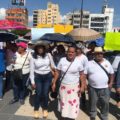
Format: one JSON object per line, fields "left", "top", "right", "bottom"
{"left": 0, "top": 31, "right": 18, "bottom": 42}
{"left": 40, "top": 33, "right": 75, "bottom": 43}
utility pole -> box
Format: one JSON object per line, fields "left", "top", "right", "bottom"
{"left": 80, "top": 0, "right": 83, "bottom": 28}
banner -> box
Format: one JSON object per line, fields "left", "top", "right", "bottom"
{"left": 11, "top": 0, "right": 25, "bottom": 6}
{"left": 104, "top": 32, "right": 120, "bottom": 51}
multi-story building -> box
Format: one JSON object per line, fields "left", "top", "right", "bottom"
{"left": 33, "top": 2, "right": 61, "bottom": 27}
{"left": 6, "top": 8, "right": 28, "bottom": 26}
{"left": 33, "top": 10, "right": 47, "bottom": 27}
{"left": 66, "top": 10, "right": 90, "bottom": 28}
{"left": 89, "top": 5, "right": 114, "bottom": 33}
{"left": 66, "top": 4, "right": 114, "bottom": 33}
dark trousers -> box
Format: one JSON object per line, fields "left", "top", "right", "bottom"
{"left": 114, "top": 72, "right": 120, "bottom": 102}
{"left": 12, "top": 73, "right": 29, "bottom": 100}
{"left": 5, "top": 70, "right": 12, "bottom": 90}
{"left": 88, "top": 85, "right": 110, "bottom": 120}
{"left": 34, "top": 72, "right": 52, "bottom": 111}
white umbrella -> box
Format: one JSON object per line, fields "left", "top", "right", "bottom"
{"left": 68, "top": 27, "right": 101, "bottom": 42}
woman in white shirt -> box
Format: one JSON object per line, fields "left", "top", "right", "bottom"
{"left": 9, "top": 42, "right": 31, "bottom": 105}
{"left": 52, "top": 46, "right": 85, "bottom": 120}
{"left": 30, "top": 44, "right": 55, "bottom": 119}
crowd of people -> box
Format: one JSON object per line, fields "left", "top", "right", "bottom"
{"left": 0, "top": 41, "right": 120, "bottom": 120}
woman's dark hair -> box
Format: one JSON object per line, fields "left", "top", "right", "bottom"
{"left": 57, "top": 45, "right": 65, "bottom": 53}
{"left": 33, "top": 44, "right": 46, "bottom": 59}
{"left": 76, "top": 47, "right": 83, "bottom": 53}
{"left": 68, "top": 45, "right": 77, "bottom": 52}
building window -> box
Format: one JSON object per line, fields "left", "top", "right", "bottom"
{"left": 48, "top": 4, "right": 52, "bottom": 8}
{"left": 34, "top": 11, "right": 38, "bottom": 14}
{"left": 91, "top": 23, "right": 104, "bottom": 27}
{"left": 33, "top": 14, "right": 37, "bottom": 17}
{"left": 91, "top": 17, "right": 104, "bottom": 22}
{"left": 48, "top": 10, "right": 51, "bottom": 12}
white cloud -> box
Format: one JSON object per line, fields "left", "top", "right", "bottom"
{"left": 0, "top": 8, "right": 6, "bottom": 19}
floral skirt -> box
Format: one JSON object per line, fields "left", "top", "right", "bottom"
{"left": 58, "top": 82, "right": 80, "bottom": 119}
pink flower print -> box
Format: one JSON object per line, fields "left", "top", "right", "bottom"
{"left": 76, "top": 104, "right": 78, "bottom": 108}
{"left": 73, "top": 99, "right": 76, "bottom": 104}
{"left": 78, "top": 85, "right": 80, "bottom": 88}
{"left": 68, "top": 100, "right": 72, "bottom": 105}
{"left": 61, "top": 86, "right": 66, "bottom": 90}
{"left": 72, "top": 89, "right": 75, "bottom": 92}
{"left": 68, "top": 100, "right": 72, "bottom": 104}
{"left": 67, "top": 90, "right": 71, "bottom": 94}
{"left": 75, "top": 111, "right": 77, "bottom": 114}
{"left": 68, "top": 100, "right": 74, "bottom": 106}
{"left": 61, "top": 101, "right": 64, "bottom": 106}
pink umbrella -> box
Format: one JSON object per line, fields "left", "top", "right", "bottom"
{"left": 13, "top": 25, "right": 27, "bottom": 30}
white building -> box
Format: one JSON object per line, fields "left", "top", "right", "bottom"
{"left": 89, "top": 5, "right": 114, "bottom": 33}
{"left": 66, "top": 10, "right": 90, "bottom": 28}
{"left": 66, "top": 4, "right": 114, "bottom": 33}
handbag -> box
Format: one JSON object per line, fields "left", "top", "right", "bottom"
{"left": 12, "top": 52, "right": 29, "bottom": 85}
{"left": 50, "top": 59, "right": 74, "bottom": 99}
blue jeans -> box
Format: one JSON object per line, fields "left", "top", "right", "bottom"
{"left": 12, "top": 73, "right": 29, "bottom": 100}
{"left": 34, "top": 72, "right": 52, "bottom": 110}
{"left": 0, "top": 74, "right": 3, "bottom": 97}
{"left": 88, "top": 85, "right": 110, "bottom": 120}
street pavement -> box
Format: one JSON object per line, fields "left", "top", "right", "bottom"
{"left": 0, "top": 89, "right": 119, "bottom": 120}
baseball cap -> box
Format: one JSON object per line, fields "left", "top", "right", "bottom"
{"left": 17, "top": 42, "right": 27, "bottom": 49}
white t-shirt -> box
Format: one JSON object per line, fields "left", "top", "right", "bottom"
{"left": 76, "top": 54, "right": 88, "bottom": 69}
{"left": 14, "top": 52, "right": 32, "bottom": 74}
{"left": 112, "top": 55, "right": 120, "bottom": 72}
{"left": 57, "top": 57, "right": 84, "bottom": 85}
{"left": 85, "top": 59, "right": 114, "bottom": 88}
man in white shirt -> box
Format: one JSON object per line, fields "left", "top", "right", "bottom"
{"left": 85, "top": 47, "right": 114, "bottom": 120}
{"left": 76, "top": 47, "right": 88, "bottom": 107}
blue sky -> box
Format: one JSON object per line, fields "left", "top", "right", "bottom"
{"left": 0, "top": 0, "right": 120, "bottom": 27}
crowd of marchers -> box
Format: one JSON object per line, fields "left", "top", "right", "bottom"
{"left": 0, "top": 41, "right": 120, "bottom": 120}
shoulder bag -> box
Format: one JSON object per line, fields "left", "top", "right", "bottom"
{"left": 94, "top": 59, "right": 109, "bottom": 78}
{"left": 12, "top": 52, "right": 29, "bottom": 85}
{"left": 50, "top": 58, "right": 74, "bottom": 99}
